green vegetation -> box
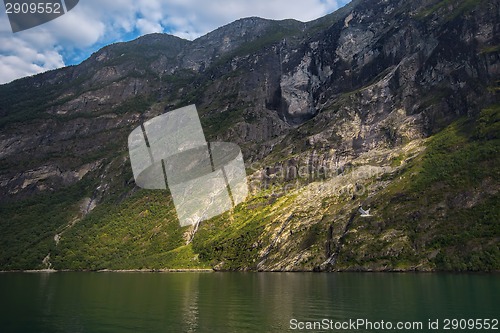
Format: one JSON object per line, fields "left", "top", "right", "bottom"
{"left": 111, "top": 95, "right": 153, "bottom": 115}
{"left": 192, "top": 198, "right": 273, "bottom": 270}
{"left": 207, "top": 21, "right": 302, "bottom": 72}
{"left": 355, "top": 105, "right": 500, "bottom": 271}
{"left": 417, "top": 0, "right": 485, "bottom": 21}
{"left": 475, "top": 104, "right": 500, "bottom": 140}
{"left": 1, "top": 105, "right": 498, "bottom": 272}
{"left": 52, "top": 190, "right": 210, "bottom": 270}
{"left": 0, "top": 174, "right": 96, "bottom": 270}
{"left": 102, "top": 39, "right": 182, "bottom": 69}
{"left": 201, "top": 107, "right": 244, "bottom": 138}
{"left": 480, "top": 45, "right": 500, "bottom": 55}
{"left": 231, "top": 22, "right": 301, "bottom": 58}
{"left": 0, "top": 81, "right": 63, "bottom": 128}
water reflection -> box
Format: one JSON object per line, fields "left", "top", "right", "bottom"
{"left": 180, "top": 273, "right": 199, "bottom": 333}
{"left": 0, "top": 272, "right": 498, "bottom": 333}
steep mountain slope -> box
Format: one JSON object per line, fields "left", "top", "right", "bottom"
{"left": 0, "top": 0, "right": 498, "bottom": 271}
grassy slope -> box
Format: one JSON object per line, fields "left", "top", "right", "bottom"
{"left": 336, "top": 105, "right": 499, "bottom": 271}
{"left": 34, "top": 104, "right": 498, "bottom": 272}
{"left": 52, "top": 190, "right": 210, "bottom": 270}
{"left": 0, "top": 176, "right": 95, "bottom": 270}
{"left": 1, "top": 102, "right": 498, "bottom": 271}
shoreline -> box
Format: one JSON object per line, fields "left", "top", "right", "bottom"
{"left": 0, "top": 268, "right": 215, "bottom": 273}
{"left": 0, "top": 268, "right": 498, "bottom": 273}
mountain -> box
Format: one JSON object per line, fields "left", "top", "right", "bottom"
{"left": 0, "top": 0, "right": 498, "bottom": 271}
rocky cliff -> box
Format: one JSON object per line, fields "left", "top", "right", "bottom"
{"left": 0, "top": 0, "right": 499, "bottom": 271}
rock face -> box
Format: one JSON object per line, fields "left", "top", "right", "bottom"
{"left": 0, "top": 0, "right": 499, "bottom": 271}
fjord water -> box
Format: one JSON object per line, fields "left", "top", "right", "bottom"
{"left": 0, "top": 272, "right": 498, "bottom": 332}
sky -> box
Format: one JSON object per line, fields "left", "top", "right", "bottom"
{"left": 0, "top": 0, "right": 351, "bottom": 84}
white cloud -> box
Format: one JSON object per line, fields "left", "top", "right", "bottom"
{"left": 0, "top": 0, "right": 350, "bottom": 84}
{"left": 0, "top": 49, "right": 64, "bottom": 83}
{"left": 137, "top": 18, "right": 163, "bottom": 35}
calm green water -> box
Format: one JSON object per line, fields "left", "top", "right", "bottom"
{"left": 0, "top": 272, "right": 498, "bottom": 332}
